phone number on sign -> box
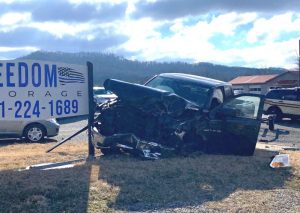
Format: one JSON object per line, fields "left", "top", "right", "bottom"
{"left": 0, "top": 100, "right": 79, "bottom": 119}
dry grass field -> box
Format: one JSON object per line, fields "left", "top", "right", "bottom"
{"left": 0, "top": 140, "right": 299, "bottom": 213}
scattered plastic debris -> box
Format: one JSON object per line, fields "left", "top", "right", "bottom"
{"left": 270, "top": 154, "right": 290, "bottom": 168}
{"left": 19, "top": 159, "right": 84, "bottom": 171}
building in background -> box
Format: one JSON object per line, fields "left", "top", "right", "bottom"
{"left": 229, "top": 71, "right": 299, "bottom": 95}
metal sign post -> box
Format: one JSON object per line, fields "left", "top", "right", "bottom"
{"left": 298, "top": 39, "right": 300, "bottom": 86}
{"left": 87, "top": 61, "right": 95, "bottom": 159}
{"left": 46, "top": 61, "right": 95, "bottom": 158}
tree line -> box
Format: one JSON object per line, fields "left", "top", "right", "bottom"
{"left": 21, "top": 51, "right": 285, "bottom": 86}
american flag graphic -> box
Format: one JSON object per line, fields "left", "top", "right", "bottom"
{"left": 58, "top": 67, "right": 85, "bottom": 85}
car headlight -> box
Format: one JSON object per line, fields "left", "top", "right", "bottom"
{"left": 48, "top": 118, "right": 59, "bottom": 125}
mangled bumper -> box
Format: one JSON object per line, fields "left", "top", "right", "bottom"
{"left": 92, "top": 127, "right": 174, "bottom": 159}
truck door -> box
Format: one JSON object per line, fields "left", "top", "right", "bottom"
{"left": 207, "top": 94, "right": 264, "bottom": 155}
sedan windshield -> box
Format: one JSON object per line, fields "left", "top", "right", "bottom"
{"left": 146, "top": 76, "right": 211, "bottom": 107}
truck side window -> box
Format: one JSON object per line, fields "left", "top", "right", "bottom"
{"left": 222, "top": 96, "right": 260, "bottom": 119}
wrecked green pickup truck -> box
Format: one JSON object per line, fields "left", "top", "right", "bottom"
{"left": 92, "top": 73, "right": 265, "bottom": 159}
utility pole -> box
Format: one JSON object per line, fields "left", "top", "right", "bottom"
{"left": 299, "top": 39, "right": 300, "bottom": 86}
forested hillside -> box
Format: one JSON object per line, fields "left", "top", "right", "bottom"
{"left": 21, "top": 51, "right": 285, "bottom": 85}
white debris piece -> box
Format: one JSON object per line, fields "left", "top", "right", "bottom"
{"left": 19, "top": 158, "right": 85, "bottom": 171}
{"left": 270, "top": 154, "right": 290, "bottom": 168}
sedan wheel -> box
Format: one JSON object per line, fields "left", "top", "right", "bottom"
{"left": 24, "top": 124, "right": 46, "bottom": 142}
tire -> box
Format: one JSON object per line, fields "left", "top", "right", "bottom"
{"left": 23, "top": 124, "right": 46, "bottom": 142}
{"left": 267, "top": 107, "right": 283, "bottom": 121}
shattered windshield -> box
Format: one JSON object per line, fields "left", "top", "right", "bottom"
{"left": 146, "top": 76, "right": 211, "bottom": 107}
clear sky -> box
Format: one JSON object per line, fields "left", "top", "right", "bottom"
{"left": 0, "top": 0, "right": 300, "bottom": 69}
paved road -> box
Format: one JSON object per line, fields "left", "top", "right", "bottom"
{"left": 258, "top": 119, "right": 300, "bottom": 148}
{"left": 55, "top": 118, "right": 300, "bottom": 148}
{"left": 1, "top": 117, "right": 298, "bottom": 149}
{"left": 54, "top": 118, "right": 88, "bottom": 142}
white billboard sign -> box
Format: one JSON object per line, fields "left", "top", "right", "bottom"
{"left": 0, "top": 60, "right": 89, "bottom": 120}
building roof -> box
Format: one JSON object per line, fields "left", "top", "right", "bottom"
{"left": 229, "top": 74, "right": 278, "bottom": 85}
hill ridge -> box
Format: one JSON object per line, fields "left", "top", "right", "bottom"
{"left": 20, "top": 51, "right": 286, "bottom": 85}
